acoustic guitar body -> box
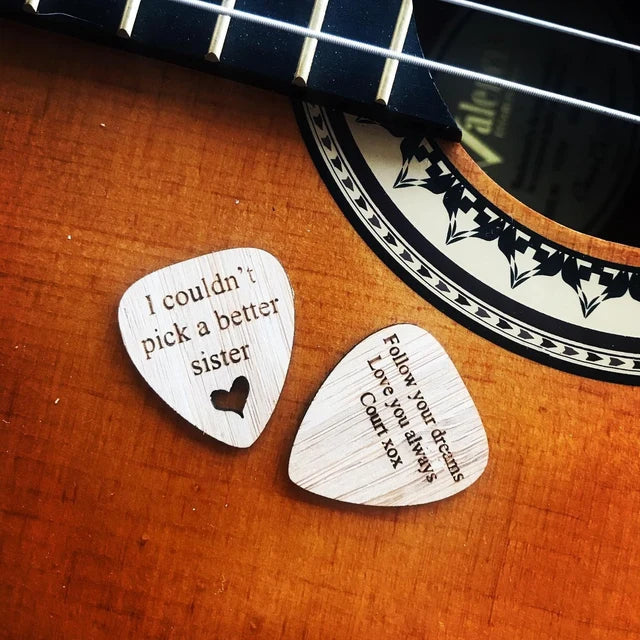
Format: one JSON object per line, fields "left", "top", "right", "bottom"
{"left": 1, "top": 20, "right": 639, "bottom": 640}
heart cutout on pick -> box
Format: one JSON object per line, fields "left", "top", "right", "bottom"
{"left": 210, "top": 376, "right": 250, "bottom": 417}
{"left": 118, "top": 248, "right": 294, "bottom": 448}
{"left": 289, "top": 324, "right": 488, "bottom": 506}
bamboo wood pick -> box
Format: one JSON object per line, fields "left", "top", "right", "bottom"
{"left": 289, "top": 324, "right": 488, "bottom": 506}
{"left": 118, "top": 248, "right": 294, "bottom": 448}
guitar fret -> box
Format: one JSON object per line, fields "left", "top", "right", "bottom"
{"left": 292, "top": 0, "right": 329, "bottom": 87}
{"left": 118, "top": 0, "right": 143, "bottom": 39}
{"left": 22, "top": 0, "right": 39, "bottom": 13}
{"left": 4, "top": 0, "right": 462, "bottom": 139}
{"left": 375, "top": 0, "right": 412, "bottom": 106}
{"left": 205, "top": 0, "right": 236, "bottom": 63}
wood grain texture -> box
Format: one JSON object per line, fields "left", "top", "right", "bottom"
{"left": 289, "top": 324, "right": 489, "bottom": 506}
{"left": 1, "top": 20, "right": 640, "bottom": 640}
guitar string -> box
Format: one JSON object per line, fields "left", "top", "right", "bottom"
{"left": 33, "top": 12, "right": 98, "bottom": 25}
{"left": 437, "top": 0, "right": 640, "bottom": 53}
{"left": 165, "top": 0, "right": 640, "bottom": 125}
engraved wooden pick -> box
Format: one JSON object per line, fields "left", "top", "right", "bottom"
{"left": 289, "top": 324, "right": 488, "bottom": 506}
{"left": 118, "top": 248, "right": 294, "bottom": 448}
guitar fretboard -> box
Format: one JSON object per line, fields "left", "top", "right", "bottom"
{"left": 1, "top": 0, "right": 461, "bottom": 140}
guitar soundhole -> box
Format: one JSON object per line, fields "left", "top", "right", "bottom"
{"left": 416, "top": 0, "right": 640, "bottom": 248}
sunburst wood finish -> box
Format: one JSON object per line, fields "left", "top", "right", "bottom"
{"left": 1, "top": 21, "right": 640, "bottom": 640}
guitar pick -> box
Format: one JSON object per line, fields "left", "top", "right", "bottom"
{"left": 289, "top": 324, "right": 488, "bottom": 506}
{"left": 118, "top": 248, "right": 294, "bottom": 448}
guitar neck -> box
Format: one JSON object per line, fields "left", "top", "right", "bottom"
{"left": 1, "top": 0, "right": 461, "bottom": 140}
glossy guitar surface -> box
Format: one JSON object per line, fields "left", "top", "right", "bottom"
{"left": 1, "top": 18, "right": 640, "bottom": 640}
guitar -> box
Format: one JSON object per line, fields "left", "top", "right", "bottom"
{"left": 1, "top": 3, "right": 639, "bottom": 639}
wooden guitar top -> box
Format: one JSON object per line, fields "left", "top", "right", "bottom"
{"left": 1, "top": 21, "right": 639, "bottom": 639}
